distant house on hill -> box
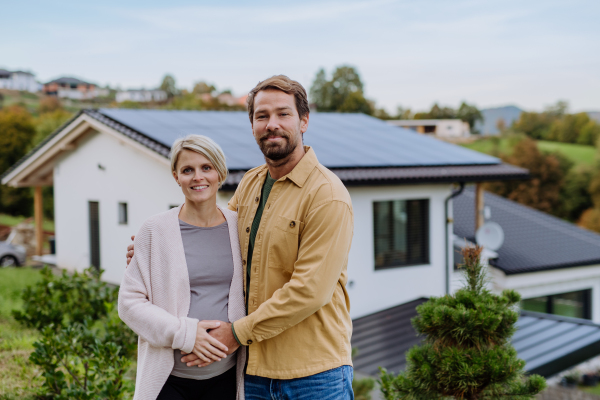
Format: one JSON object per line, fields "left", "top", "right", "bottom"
{"left": 475, "top": 105, "right": 523, "bottom": 135}
{"left": 43, "top": 77, "right": 99, "bottom": 100}
{"left": 116, "top": 89, "right": 168, "bottom": 103}
{"left": 388, "top": 119, "right": 471, "bottom": 138}
{"left": 0, "top": 69, "right": 40, "bottom": 92}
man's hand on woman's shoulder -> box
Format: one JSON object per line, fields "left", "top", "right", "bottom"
{"left": 126, "top": 235, "right": 135, "bottom": 266}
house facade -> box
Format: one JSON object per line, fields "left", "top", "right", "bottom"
{"left": 43, "top": 77, "right": 98, "bottom": 100}
{"left": 0, "top": 69, "right": 40, "bottom": 92}
{"left": 388, "top": 119, "right": 471, "bottom": 138}
{"left": 116, "top": 89, "right": 168, "bottom": 103}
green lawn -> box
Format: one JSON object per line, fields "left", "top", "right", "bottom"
{"left": 0, "top": 267, "right": 44, "bottom": 399}
{"left": 537, "top": 140, "right": 597, "bottom": 166}
{"left": 462, "top": 137, "right": 598, "bottom": 167}
{"left": 0, "top": 214, "right": 54, "bottom": 232}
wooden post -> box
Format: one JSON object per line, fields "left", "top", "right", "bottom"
{"left": 475, "top": 183, "right": 484, "bottom": 232}
{"left": 34, "top": 186, "right": 43, "bottom": 256}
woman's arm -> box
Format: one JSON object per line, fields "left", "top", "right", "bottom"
{"left": 117, "top": 221, "right": 198, "bottom": 354}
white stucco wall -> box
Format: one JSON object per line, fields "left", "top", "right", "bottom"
{"left": 53, "top": 129, "right": 233, "bottom": 285}
{"left": 346, "top": 184, "right": 452, "bottom": 319}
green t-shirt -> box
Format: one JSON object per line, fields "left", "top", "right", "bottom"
{"left": 246, "top": 172, "right": 277, "bottom": 307}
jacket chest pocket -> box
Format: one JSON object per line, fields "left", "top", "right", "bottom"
{"left": 267, "top": 215, "right": 304, "bottom": 273}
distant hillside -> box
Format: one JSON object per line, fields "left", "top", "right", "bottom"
{"left": 474, "top": 105, "right": 523, "bottom": 135}
{"left": 587, "top": 111, "right": 600, "bottom": 123}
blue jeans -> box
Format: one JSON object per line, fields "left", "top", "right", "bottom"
{"left": 245, "top": 365, "right": 354, "bottom": 400}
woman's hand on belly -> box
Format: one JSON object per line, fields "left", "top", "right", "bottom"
{"left": 189, "top": 320, "right": 229, "bottom": 365}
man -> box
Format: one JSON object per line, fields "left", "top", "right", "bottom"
{"left": 128, "top": 75, "right": 354, "bottom": 399}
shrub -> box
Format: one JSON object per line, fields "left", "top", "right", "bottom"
{"left": 13, "top": 267, "right": 137, "bottom": 399}
{"left": 379, "top": 246, "right": 546, "bottom": 400}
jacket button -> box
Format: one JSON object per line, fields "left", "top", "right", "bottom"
{"left": 247, "top": 340, "right": 253, "bottom": 345}
{"left": 246, "top": 227, "right": 250, "bottom": 233}
{"left": 289, "top": 221, "right": 295, "bottom": 228}
{"left": 242, "top": 260, "right": 246, "bottom": 266}
{"left": 255, "top": 197, "right": 259, "bottom": 202}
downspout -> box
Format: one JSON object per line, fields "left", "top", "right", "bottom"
{"left": 444, "top": 182, "right": 465, "bottom": 295}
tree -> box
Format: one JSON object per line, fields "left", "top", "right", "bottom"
{"left": 379, "top": 246, "right": 546, "bottom": 400}
{"left": 159, "top": 74, "right": 178, "bottom": 98}
{"left": 309, "top": 66, "right": 373, "bottom": 114}
{"left": 32, "top": 108, "right": 73, "bottom": 148}
{"left": 0, "top": 106, "right": 37, "bottom": 216}
{"left": 557, "top": 166, "right": 594, "bottom": 222}
{"left": 485, "top": 138, "right": 567, "bottom": 215}
{"left": 38, "top": 96, "right": 63, "bottom": 113}
{"left": 457, "top": 102, "right": 483, "bottom": 133}
{"left": 193, "top": 81, "right": 216, "bottom": 95}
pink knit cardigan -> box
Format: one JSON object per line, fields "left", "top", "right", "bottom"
{"left": 118, "top": 205, "right": 246, "bottom": 400}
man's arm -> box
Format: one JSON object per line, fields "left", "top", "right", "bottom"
{"left": 233, "top": 199, "right": 353, "bottom": 345}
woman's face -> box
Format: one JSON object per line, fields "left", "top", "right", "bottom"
{"left": 173, "top": 149, "right": 220, "bottom": 205}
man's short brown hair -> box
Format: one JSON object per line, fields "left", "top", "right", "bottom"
{"left": 246, "top": 75, "right": 310, "bottom": 123}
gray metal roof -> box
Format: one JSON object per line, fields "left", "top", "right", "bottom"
{"left": 453, "top": 187, "right": 600, "bottom": 274}
{"left": 98, "top": 108, "right": 499, "bottom": 170}
{"left": 352, "top": 298, "right": 600, "bottom": 378}
{"left": 45, "top": 77, "right": 92, "bottom": 85}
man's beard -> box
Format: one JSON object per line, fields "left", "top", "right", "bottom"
{"left": 258, "top": 133, "right": 298, "bottom": 161}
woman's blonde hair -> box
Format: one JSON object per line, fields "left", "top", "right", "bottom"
{"left": 170, "top": 135, "right": 228, "bottom": 188}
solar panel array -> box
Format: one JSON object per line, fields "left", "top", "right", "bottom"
{"left": 99, "top": 109, "right": 499, "bottom": 170}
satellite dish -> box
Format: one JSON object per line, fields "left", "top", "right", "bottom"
{"left": 475, "top": 221, "right": 504, "bottom": 251}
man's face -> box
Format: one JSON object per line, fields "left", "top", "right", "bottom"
{"left": 252, "top": 89, "right": 308, "bottom": 161}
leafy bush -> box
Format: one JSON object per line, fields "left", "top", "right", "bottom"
{"left": 13, "top": 267, "right": 137, "bottom": 399}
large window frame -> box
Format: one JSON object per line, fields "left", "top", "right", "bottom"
{"left": 521, "top": 289, "right": 592, "bottom": 320}
{"left": 373, "top": 198, "right": 430, "bottom": 270}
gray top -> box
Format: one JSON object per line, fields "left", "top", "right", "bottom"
{"left": 171, "top": 219, "right": 237, "bottom": 380}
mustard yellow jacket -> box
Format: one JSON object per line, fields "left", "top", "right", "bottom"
{"left": 229, "top": 147, "right": 354, "bottom": 379}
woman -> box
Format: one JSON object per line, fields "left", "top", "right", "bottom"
{"left": 118, "top": 135, "right": 246, "bottom": 400}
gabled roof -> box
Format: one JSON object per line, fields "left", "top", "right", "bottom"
{"left": 453, "top": 187, "right": 600, "bottom": 274}
{"left": 45, "top": 77, "right": 92, "bottom": 85}
{"left": 352, "top": 298, "right": 600, "bottom": 378}
{"left": 2, "top": 109, "right": 529, "bottom": 188}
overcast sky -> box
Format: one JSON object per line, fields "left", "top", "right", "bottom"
{"left": 2, "top": 0, "right": 599, "bottom": 113}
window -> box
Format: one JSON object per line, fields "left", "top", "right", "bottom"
{"left": 521, "top": 289, "right": 592, "bottom": 320}
{"left": 118, "top": 202, "right": 128, "bottom": 225}
{"left": 373, "top": 199, "right": 429, "bottom": 270}
{"left": 89, "top": 201, "right": 101, "bottom": 270}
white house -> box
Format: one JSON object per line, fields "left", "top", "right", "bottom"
{"left": 1, "top": 109, "right": 524, "bottom": 294}
{"left": 388, "top": 119, "right": 471, "bottom": 138}
{"left": 0, "top": 69, "right": 40, "bottom": 92}
{"left": 116, "top": 89, "right": 168, "bottom": 103}
{"left": 4, "top": 108, "right": 598, "bottom": 377}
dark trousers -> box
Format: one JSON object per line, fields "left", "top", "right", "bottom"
{"left": 156, "top": 366, "right": 237, "bottom": 400}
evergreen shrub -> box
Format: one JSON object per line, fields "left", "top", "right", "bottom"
{"left": 379, "top": 246, "right": 546, "bottom": 400}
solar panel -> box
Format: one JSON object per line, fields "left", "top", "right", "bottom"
{"left": 99, "top": 109, "right": 499, "bottom": 170}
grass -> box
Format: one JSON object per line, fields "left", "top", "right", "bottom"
{"left": 0, "top": 267, "right": 44, "bottom": 399}
{"left": 462, "top": 137, "right": 598, "bottom": 167}
{"left": 0, "top": 214, "right": 54, "bottom": 232}
{"left": 537, "top": 140, "right": 597, "bottom": 166}
{"left": 581, "top": 385, "right": 600, "bottom": 395}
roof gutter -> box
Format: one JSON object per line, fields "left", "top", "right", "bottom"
{"left": 445, "top": 182, "right": 465, "bottom": 295}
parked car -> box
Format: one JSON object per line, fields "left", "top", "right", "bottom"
{"left": 0, "top": 241, "right": 26, "bottom": 267}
